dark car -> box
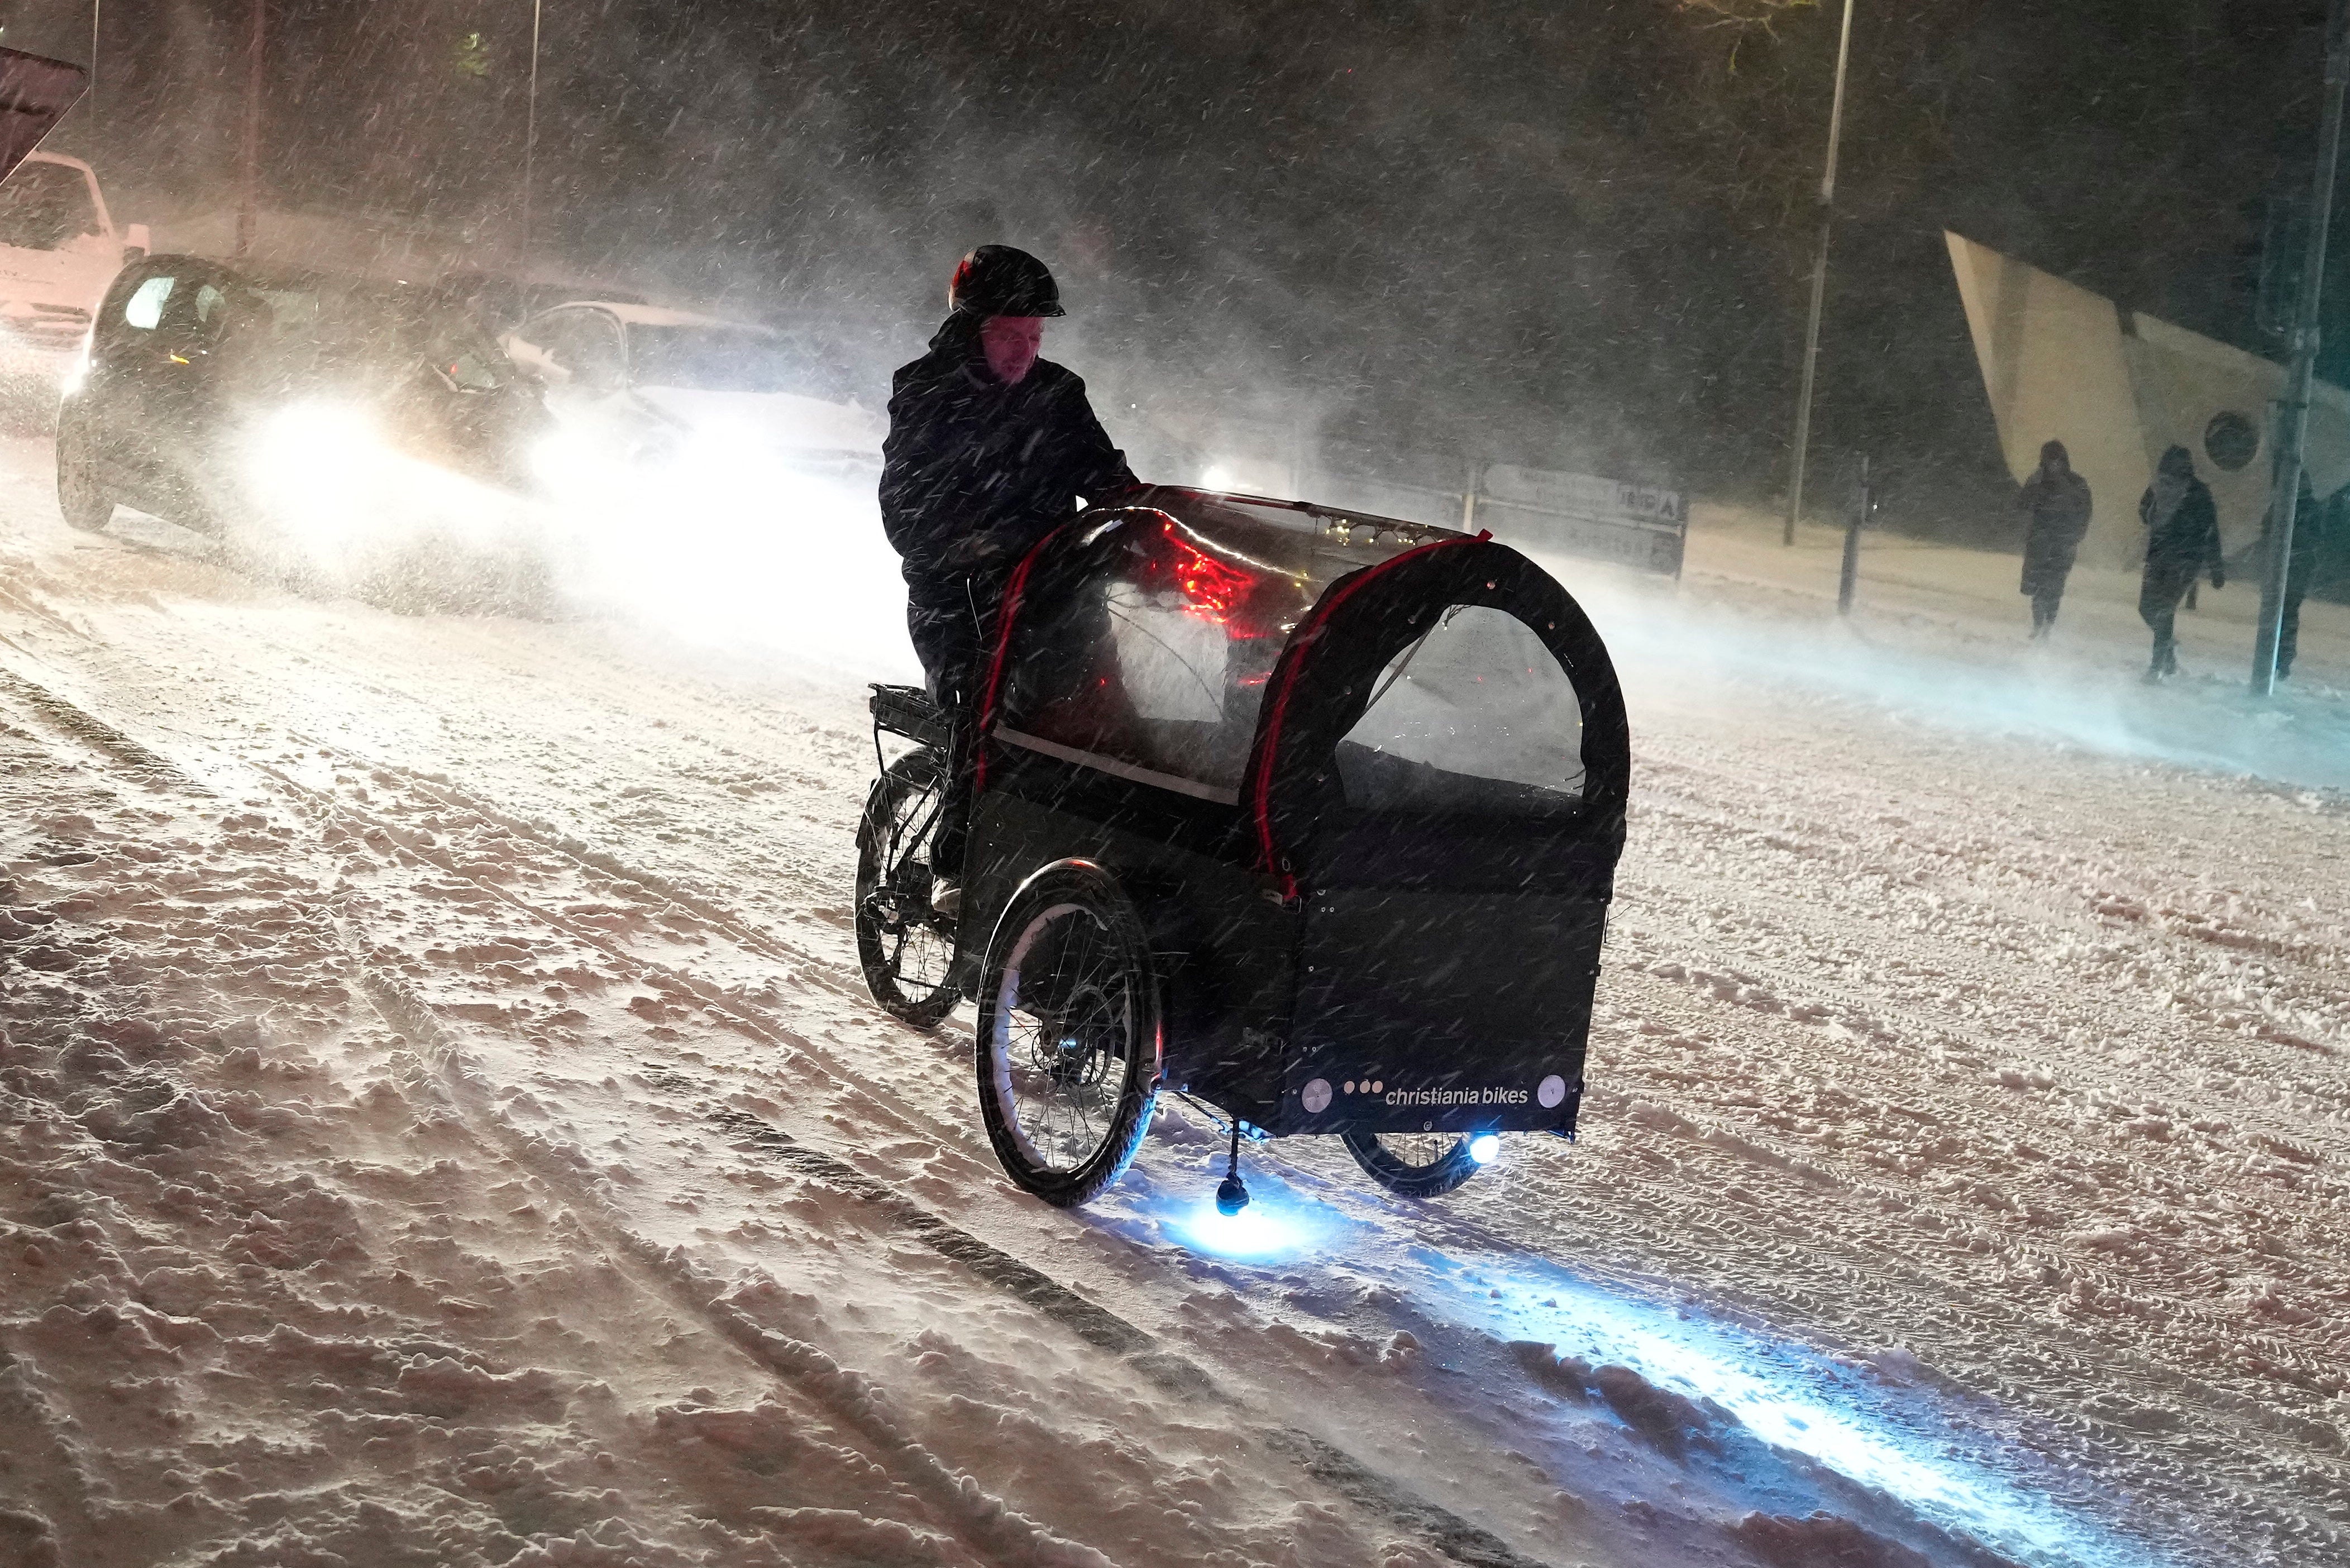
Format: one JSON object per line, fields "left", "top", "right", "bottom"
{"left": 55, "top": 252, "right": 552, "bottom": 605}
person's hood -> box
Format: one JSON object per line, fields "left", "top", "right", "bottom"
{"left": 632, "top": 384, "right": 886, "bottom": 457}
{"left": 2157, "top": 444, "right": 2196, "bottom": 480}
{"left": 2039, "top": 438, "right": 2069, "bottom": 470}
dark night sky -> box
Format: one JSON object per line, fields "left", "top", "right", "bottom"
{"left": 9, "top": 0, "right": 2341, "bottom": 536}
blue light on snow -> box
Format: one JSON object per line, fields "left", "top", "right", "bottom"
{"left": 1449, "top": 1259, "right": 2160, "bottom": 1568}
{"left": 1467, "top": 1133, "right": 1501, "bottom": 1165}
{"left": 1168, "top": 1198, "right": 1319, "bottom": 1260}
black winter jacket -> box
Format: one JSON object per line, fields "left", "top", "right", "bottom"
{"left": 2139, "top": 475, "right": 2223, "bottom": 582}
{"left": 879, "top": 315, "right": 1134, "bottom": 606}
{"left": 2017, "top": 467, "right": 2093, "bottom": 592}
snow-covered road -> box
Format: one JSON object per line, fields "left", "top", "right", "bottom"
{"left": 3, "top": 432, "right": 2344, "bottom": 1568}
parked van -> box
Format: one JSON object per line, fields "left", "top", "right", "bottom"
{"left": 0, "top": 150, "right": 146, "bottom": 369}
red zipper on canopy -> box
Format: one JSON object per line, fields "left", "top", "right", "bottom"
{"left": 972, "top": 521, "right": 1077, "bottom": 794}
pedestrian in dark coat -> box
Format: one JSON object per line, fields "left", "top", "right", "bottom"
{"left": 881, "top": 246, "right": 1135, "bottom": 705}
{"left": 2264, "top": 476, "right": 2334, "bottom": 680}
{"left": 2136, "top": 444, "right": 2224, "bottom": 680}
{"left": 2015, "top": 439, "right": 2093, "bottom": 638}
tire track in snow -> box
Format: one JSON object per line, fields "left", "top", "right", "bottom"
{"left": 15, "top": 585, "right": 2334, "bottom": 1565}
{"left": 354, "top": 941, "right": 1563, "bottom": 1568}
{"left": 1607, "top": 867, "right": 2350, "bottom": 1407}
{"left": 694, "top": 1102, "right": 1564, "bottom": 1568}
{"left": 244, "top": 708, "right": 2306, "bottom": 1567}
{"left": 160, "top": 713, "right": 1577, "bottom": 1568}
{"left": 348, "top": 959, "right": 1121, "bottom": 1568}
{"left": 0, "top": 657, "right": 209, "bottom": 795}
{"left": 1556, "top": 983, "right": 2349, "bottom": 1552}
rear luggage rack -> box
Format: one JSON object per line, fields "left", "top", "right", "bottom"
{"left": 868, "top": 682, "right": 952, "bottom": 750}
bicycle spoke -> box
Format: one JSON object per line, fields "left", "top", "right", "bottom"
{"left": 993, "top": 905, "right": 1130, "bottom": 1173}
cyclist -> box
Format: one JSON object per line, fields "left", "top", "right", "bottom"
{"left": 880, "top": 245, "right": 1135, "bottom": 914}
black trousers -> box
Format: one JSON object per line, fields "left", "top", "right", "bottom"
{"left": 907, "top": 575, "right": 1008, "bottom": 878}
{"left": 2022, "top": 555, "right": 2074, "bottom": 633}
{"left": 2138, "top": 560, "right": 2196, "bottom": 670}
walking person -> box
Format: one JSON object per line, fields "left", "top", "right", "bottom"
{"left": 2136, "top": 444, "right": 2223, "bottom": 681}
{"left": 2015, "top": 439, "right": 2093, "bottom": 638}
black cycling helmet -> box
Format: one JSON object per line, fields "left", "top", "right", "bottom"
{"left": 948, "top": 245, "right": 1065, "bottom": 318}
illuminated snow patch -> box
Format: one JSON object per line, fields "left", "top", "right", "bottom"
{"left": 1454, "top": 1260, "right": 2160, "bottom": 1568}
{"left": 1166, "top": 1197, "right": 1323, "bottom": 1260}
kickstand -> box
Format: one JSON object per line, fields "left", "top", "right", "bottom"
{"left": 1215, "top": 1118, "right": 1249, "bottom": 1215}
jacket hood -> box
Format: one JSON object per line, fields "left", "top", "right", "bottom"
{"left": 2039, "top": 439, "right": 2069, "bottom": 469}
{"left": 2158, "top": 444, "right": 2196, "bottom": 480}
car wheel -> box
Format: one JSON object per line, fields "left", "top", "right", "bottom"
{"left": 55, "top": 419, "right": 114, "bottom": 533}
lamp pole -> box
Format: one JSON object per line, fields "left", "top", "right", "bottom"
{"left": 235, "top": 0, "right": 262, "bottom": 257}
{"left": 1783, "top": 0, "right": 1858, "bottom": 546}
{"left": 520, "top": 0, "right": 542, "bottom": 262}
{"left": 88, "top": 1, "right": 97, "bottom": 125}
{"left": 2255, "top": 0, "right": 2349, "bottom": 696}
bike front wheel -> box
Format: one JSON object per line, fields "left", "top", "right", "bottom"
{"left": 974, "top": 862, "right": 1159, "bottom": 1207}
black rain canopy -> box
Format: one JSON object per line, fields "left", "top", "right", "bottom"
{"left": 983, "top": 486, "right": 1630, "bottom": 898}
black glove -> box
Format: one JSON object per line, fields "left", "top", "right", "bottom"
{"left": 2211, "top": 566, "right": 2226, "bottom": 590}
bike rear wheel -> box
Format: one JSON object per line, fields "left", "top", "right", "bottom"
{"left": 1341, "top": 1130, "right": 1480, "bottom": 1198}
{"left": 854, "top": 749, "right": 963, "bottom": 1027}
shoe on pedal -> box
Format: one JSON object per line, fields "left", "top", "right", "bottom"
{"left": 930, "top": 881, "right": 963, "bottom": 919}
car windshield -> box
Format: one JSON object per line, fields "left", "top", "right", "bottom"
{"left": 0, "top": 161, "right": 96, "bottom": 250}
{"left": 626, "top": 323, "right": 856, "bottom": 399}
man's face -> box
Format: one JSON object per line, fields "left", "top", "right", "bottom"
{"left": 981, "top": 315, "right": 1043, "bottom": 385}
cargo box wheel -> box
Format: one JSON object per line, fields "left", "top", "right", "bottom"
{"left": 854, "top": 748, "right": 963, "bottom": 1027}
{"left": 1342, "top": 1130, "right": 1480, "bottom": 1198}
{"left": 975, "top": 862, "right": 1160, "bottom": 1207}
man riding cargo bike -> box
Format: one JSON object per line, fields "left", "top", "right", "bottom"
{"left": 878, "top": 245, "right": 1136, "bottom": 921}
{"left": 862, "top": 246, "right": 1630, "bottom": 1215}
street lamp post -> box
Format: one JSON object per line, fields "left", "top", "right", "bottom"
{"left": 235, "top": 0, "right": 262, "bottom": 257}
{"left": 1783, "top": 0, "right": 1858, "bottom": 547}
{"left": 520, "top": 0, "right": 542, "bottom": 262}
{"left": 2255, "top": 0, "right": 2350, "bottom": 696}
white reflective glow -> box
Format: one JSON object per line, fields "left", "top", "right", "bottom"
{"left": 1170, "top": 1203, "right": 1306, "bottom": 1260}
{"left": 251, "top": 402, "right": 385, "bottom": 551}
{"left": 1467, "top": 1133, "right": 1501, "bottom": 1165}
{"left": 247, "top": 400, "right": 533, "bottom": 573}
{"left": 1200, "top": 463, "right": 1236, "bottom": 490}
{"left": 531, "top": 426, "right": 916, "bottom": 678}
{"left": 1163, "top": 1193, "right": 1325, "bottom": 1261}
